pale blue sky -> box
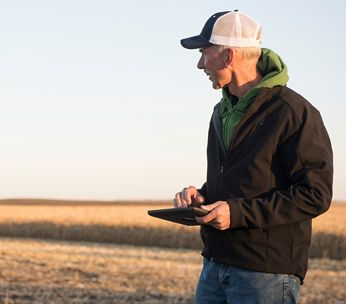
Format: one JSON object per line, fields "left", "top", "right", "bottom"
{"left": 0, "top": 1, "right": 345, "bottom": 200}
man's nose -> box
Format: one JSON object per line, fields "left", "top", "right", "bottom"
{"left": 197, "top": 57, "right": 204, "bottom": 70}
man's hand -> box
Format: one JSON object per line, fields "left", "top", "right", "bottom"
{"left": 196, "top": 201, "right": 231, "bottom": 230}
{"left": 173, "top": 186, "right": 205, "bottom": 208}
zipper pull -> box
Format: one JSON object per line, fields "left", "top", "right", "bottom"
{"left": 220, "top": 165, "right": 224, "bottom": 173}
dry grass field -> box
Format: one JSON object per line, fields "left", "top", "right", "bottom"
{"left": 0, "top": 238, "right": 345, "bottom": 304}
{"left": 0, "top": 200, "right": 201, "bottom": 250}
{"left": 0, "top": 238, "right": 199, "bottom": 304}
{"left": 0, "top": 199, "right": 344, "bottom": 259}
{"left": 0, "top": 199, "right": 344, "bottom": 303}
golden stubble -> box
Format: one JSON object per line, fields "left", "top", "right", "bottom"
{"left": 0, "top": 201, "right": 343, "bottom": 257}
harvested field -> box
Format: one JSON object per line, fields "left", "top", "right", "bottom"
{"left": 0, "top": 238, "right": 344, "bottom": 304}
{"left": 0, "top": 201, "right": 344, "bottom": 259}
{"left": 0, "top": 202, "right": 202, "bottom": 250}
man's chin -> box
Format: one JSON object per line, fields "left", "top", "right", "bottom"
{"left": 212, "top": 83, "right": 221, "bottom": 90}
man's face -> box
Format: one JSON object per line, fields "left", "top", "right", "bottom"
{"left": 197, "top": 45, "right": 231, "bottom": 90}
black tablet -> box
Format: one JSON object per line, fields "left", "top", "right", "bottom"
{"left": 147, "top": 206, "right": 209, "bottom": 226}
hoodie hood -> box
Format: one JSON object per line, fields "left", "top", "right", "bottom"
{"left": 256, "top": 48, "right": 289, "bottom": 89}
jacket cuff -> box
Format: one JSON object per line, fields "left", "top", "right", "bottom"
{"left": 227, "top": 199, "right": 242, "bottom": 228}
{"left": 197, "top": 184, "right": 207, "bottom": 201}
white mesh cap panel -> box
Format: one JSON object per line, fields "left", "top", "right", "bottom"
{"left": 209, "top": 11, "right": 262, "bottom": 47}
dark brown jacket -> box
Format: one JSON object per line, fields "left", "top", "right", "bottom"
{"left": 198, "top": 86, "right": 333, "bottom": 282}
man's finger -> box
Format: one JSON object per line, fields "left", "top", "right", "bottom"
{"left": 179, "top": 191, "right": 189, "bottom": 208}
{"left": 182, "top": 187, "right": 192, "bottom": 206}
{"left": 174, "top": 193, "right": 183, "bottom": 208}
{"left": 173, "top": 198, "right": 176, "bottom": 208}
{"left": 205, "top": 217, "right": 223, "bottom": 229}
{"left": 200, "top": 201, "right": 220, "bottom": 211}
{"left": 194, "top": 192, "right": 205, "bottom": 204}
{"left": 195, "top": 210, "right": 216, "bottom": 224}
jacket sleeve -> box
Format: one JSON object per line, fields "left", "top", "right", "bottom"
{"left": 198, "top": 182, "right": 208, "bottom": 200}
{"left": 228, "top": 106, "right": 333, "bottom": 229}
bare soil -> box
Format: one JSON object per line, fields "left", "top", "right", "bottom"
{"left": 0, "top": 238, "right": 344, "bottom": 304}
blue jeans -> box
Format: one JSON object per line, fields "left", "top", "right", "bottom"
{"left": 195, "top": 258, "right": 300, "bottom": 304}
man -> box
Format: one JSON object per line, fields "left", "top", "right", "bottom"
{"left": 173, "top": 10, "right": 333, "bottom": 304}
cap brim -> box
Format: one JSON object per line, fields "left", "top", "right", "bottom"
{"left": 180, "top": 35, "right": 212, "bottom": 49}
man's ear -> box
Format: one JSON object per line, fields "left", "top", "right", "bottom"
{"left": 224, "top": 48, "right": 234, "bottom": 68}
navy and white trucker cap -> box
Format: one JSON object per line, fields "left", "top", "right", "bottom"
{"left": 180, "top": 10, "right": 262, "bottom": 49}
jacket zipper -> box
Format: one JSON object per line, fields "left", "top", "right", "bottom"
{"left": 218, "top": 93, "right": 262, "bottom": 196}
{"left": 229, "top": 124, "right": 241, "bottom": 151}
{"left": 217, "top": 165, "right": 224, "bottom": 198}
{"left": 217, "top": 117, "right": 239, "bottom": 198}
{"left": 263, "top": 227, "right": 269, "bottom": 271}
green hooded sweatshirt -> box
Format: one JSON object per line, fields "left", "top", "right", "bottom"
{"left": 219, "top": 48, "right": 289, "bottom": 148}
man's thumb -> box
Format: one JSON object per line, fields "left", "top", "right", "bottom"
{"left": 200, "top": 202, "right": 217, "bottom": 211}
{"left": 195, "top": 192, "right": 205, "bottom": 203}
